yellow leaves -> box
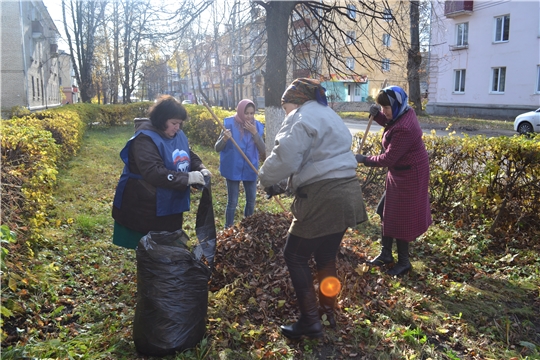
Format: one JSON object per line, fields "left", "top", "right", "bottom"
{"left": 355, "top": 263, "right": 370, "bottom": 276}
{"left": 8, "top": 276, "right": 17, "bottom": 292}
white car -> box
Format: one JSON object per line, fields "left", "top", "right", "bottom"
{"left": 181, "top": 100, "right": 192, "bottom": 105}
{"left": 514, "top": 108, "right": 540, "bottom": 134}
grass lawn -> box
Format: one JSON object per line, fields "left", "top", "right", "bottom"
{"left": 1, "top": 124, "right": 538, "bottom": 360}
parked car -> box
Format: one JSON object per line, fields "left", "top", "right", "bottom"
{"left": 181, "top": 100, "right": 192, "bottom": 105}
{"left": 514, "top": 108, "right": 540, "bottom": 134}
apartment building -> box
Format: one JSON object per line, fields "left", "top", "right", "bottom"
{"left": 290, "top": 2, "right": 410, "bottom": 103}
{"left": 185, "top": 14, "right": 267, "bottom": 109}
{"left": 0, "top": 0, "right": 76, "bottom": 114}
{"left": 427, "top": 1, "right": 540, "bottom": 118}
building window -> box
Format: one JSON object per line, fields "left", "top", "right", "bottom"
{"left": 382, "top": 58, "right": 390, "bottom": 71}
{"left": 347, "top": 4, "right": 356, "bottom": 19}
{"left": 354, "top": 86, "right": 362, "bottom": 96}
{"left": 32, "top": 76, "right": 35, "bottom": 99}
{"left": 454, "top": 69, "right": 466, "bottom": 93}
{"left": 456, "top": 22, "right": 468, "bottom": 46}
{"left": 383, "top": 8, "right": 393, "bottom": 22}
{"left": 536, "top": 66, "right": 540, "bottom": 93}
{"left": 346, "top": 31, "right": 356, "bottom": 45}
{"left": 494, "top": 15, "right": 510, "bottom": 42}
{"left": 383, "top": 33, "right": 391, "bottom": 47}
{"left": 491, "top": 67, "right": 506, "bottom": 93}
{"left": 346, "top": 57, "right": 355, "bottom": 70}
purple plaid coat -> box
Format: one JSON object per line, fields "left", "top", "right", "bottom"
{"left": 364, "top": 108, "right": 432, "bottom": 241}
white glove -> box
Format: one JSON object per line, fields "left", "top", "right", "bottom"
{"left": 188, "top": 171, "right": 205, "bottom": 185}
{"left": 200, "top": 169, "right": 212, "bottom": 177}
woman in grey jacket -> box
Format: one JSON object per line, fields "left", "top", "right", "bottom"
{"left": 258, "top": 78, "right": 367, "bottom": 339}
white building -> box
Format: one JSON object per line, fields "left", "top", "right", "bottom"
{"left": 427, "top": 0, "right": 540, "bottom": 119}
{"left": 1, "top": 0, "right": 67, "bottom": 113}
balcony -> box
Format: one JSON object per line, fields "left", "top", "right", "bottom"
{"left": 294, "top": 41, "right": 310, "bottom": 53}
{"left": 444, "top": 1, "right": 473, "bottom": 17}
{"left": 293, "top": 68, "right": 311, "bottom": 79}
{"left": 32, "top": 20, "right": 43, "bottom": 39}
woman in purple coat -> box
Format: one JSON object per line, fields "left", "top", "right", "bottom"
{"left": 356, "top": 86, "right": 432, "bottom": 276}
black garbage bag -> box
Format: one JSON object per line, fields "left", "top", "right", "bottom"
{"left": 193, "top": 175, "right": 216, "bottom": 267}
{"left": 133, "top": 178, "right": 215, "bottom": 357}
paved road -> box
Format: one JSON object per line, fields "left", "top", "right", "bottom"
{"left": 343, "top": 118, "right": 515, "bottom": 138}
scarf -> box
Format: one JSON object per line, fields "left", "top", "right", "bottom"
{"left": 281, "top": 78, "right": 328, "bottom": 106}
{"left": 382, "top": 86, "right": 410, "bottom": 121}
{"left": 234, "top": 99, "right": 255, "bottom": 137}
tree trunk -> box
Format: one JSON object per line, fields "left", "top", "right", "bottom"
{"left": 407, "top": 1, "right": 423, "bottom": 114}
{"left": 262, "top": 2, "right": 297, "bottom": 151}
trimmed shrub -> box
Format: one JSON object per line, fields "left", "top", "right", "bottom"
{"left": 1, "top": 119, "right": 60, "bottom": 235}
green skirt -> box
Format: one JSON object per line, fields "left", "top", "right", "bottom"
{"left": 113, "top": 222, "right": 146, "bottom": 250}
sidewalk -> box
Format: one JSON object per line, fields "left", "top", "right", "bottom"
{"left": 344, "top": 117, "right": 516, "bottom": 137}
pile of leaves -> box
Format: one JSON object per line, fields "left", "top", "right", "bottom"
{"left": 209, "top": 212, "right": 405, "bottom": 358}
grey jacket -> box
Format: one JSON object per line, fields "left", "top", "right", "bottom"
{"left": 259, "top": 100, "right": 357, "bottom": 191}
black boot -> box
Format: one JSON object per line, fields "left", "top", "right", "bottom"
{"left": 280, "top": 289, "right": 323, "bottom": 340}
{"left": 318, "top": 289, "right": 336, "bottom": 328}
{"left": 387, "top": 239, "right": 411, "bottom": 276}
{"left": 367, "top": 236, "right": 394, "bottom": 266}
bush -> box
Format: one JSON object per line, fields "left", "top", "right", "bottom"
{"left": 1, "top": 119, "right": 60, "bottom": 235}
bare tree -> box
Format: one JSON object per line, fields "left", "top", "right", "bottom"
{"left": 120, "top": 0, "right": 155, "bottom": 103}
{"left": 62, "top": 0, "right": 107, "bottom": 102}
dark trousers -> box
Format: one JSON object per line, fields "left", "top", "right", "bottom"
{"left": 283, "top": 230, "right": 345, "bottom": 320}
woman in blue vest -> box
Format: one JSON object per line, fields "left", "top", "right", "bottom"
{"left": 112, "top": 95, "right": 211, "bottom": 249}
{"left": 215, "top": 99, "right": 265, "bottom": 228}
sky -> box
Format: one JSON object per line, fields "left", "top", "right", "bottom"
{"left": 42, "top": 0, "right": 68, "bottom": 50}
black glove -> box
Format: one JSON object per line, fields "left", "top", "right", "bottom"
{"left": 264, "top": 183, "right": 287, "bottom": 199}
{"left": 369, "top": 104, "right": 380, "bottom": 117}
{"left": 356, "top": 154, "right": 367, "bottom": 164}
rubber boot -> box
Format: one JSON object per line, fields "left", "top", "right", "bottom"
{"left": 367, "top": 236, "right": 394, "bottom": 266}
{"left": 280, "top": 289, "right": 323, "bottom": 340}
{"left": 386, "top": 239, "right": 412, "bottom": 276}
{"left": 318, "top": 289, "right": 336, "bottom": 328}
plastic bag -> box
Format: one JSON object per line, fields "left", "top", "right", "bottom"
{"left": 133, "top": 179, "right": 215, "bottom": 357}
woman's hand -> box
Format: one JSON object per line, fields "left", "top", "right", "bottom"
{"left": 244, "top": 121, "right": 257, "bottom": 135}
{"left": 223, "top": 129, "right": 232, "bottom": 141}
{"left": 355, "top": 154, "right": 367, "bottom": 163}
{"left": 200, "top": 169, "right": 212, "bottom": 177}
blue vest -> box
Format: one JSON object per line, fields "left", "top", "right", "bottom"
{"left": 219, "top": 117, "right": 264, "bottom": 181}
{"left": 113, "top": 129, "right": 191, "bottom": 216}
